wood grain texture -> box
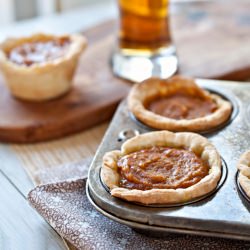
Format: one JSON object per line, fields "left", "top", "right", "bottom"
{"left": 0, "top": 171, "right": 67, "bottom": 250}
{"left": 0, "top": 34, "right": 130, "bottom": 143}
{"left": 0, "top": 137, "right": 85, "bottom": 250}
{"left": 0, "top": 144, "right": 34, "bottom": 196}
{"left": 171, "top": 0, "right": 250, "bottom": 80}
{"left": 11, "top": 122, "right": 108, "bottom": 184}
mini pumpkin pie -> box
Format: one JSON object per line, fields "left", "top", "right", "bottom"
{"left": 0, "top": 33, "right": 87, "bottom": 101}
{"left": 101, "top": 130, "right": 221, "bottom": 205}
{"left": 128, "top": 76, "right": 232, "bottom": 132}
{"left": 237, "top": 151, "right": 250, "bottom": 198}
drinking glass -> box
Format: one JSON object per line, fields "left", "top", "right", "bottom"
{"left": 112, "top": 0, "right": 178, "bottom": 82}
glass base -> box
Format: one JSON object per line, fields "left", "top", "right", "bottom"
{"left": 111, "top": 46, "right": 178, "bottom": 83}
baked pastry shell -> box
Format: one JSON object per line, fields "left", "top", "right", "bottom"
{"left": 237, "top": 151, "right": 250, "bottom": 198}
{"left": 0, "top": 33, "right": 87, "bottom": 101}
{"left": 101, "top": 130, "right": 222, "bottom": 205}
{"left": 128, "top": 76, "right": 232, "bottom": 132}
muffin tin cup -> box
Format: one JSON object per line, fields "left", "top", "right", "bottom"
{"left": 129, "top": 86, "right": 239, "bottom": 135}
{"left": 235, "top": 171, "right": 250, "bottom": 204}
{"left": 99, "top": 158, "right": 228, "bottom": 208}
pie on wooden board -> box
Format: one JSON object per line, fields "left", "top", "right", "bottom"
{"left": 0, "top": 33, "right": 87, "bottom": 101}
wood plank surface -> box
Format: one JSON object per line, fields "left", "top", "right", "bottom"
{"left": 0, "top": 145, "right": 34, "bottom": 196}
{"left": 0, "top": 171, "right": 67, "bottom": 250}
{"left": 171, "top": 0, "right": 250, "bottom": 80}
{"left": 0, "top": 145, "right": 69, "bottom": 250}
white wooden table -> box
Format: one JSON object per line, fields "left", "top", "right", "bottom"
{"left": 0, "top": 1, "right": 115, "bottom": 249}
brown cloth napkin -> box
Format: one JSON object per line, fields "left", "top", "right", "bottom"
{"left": 27, "top": 159, "right": 250, "bottom": 250}
{"left": 28, "top": 178, "right": 250, "bottom": 250}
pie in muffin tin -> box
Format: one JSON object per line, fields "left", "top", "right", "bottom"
{"left": 128, "top": 76, "right": 232, "bottom": 132}
{"left": 101, "top": 130, "right": 222, "bottom": 205}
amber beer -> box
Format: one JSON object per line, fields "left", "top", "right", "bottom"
{"left": 118, "top": 0, "right": 171, "bottom": 56}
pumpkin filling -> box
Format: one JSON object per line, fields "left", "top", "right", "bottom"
{"left": 146, "top": 93, "right": 217, "bottom": 120}
{"left": 8, "top": 37, "right": 70, "bottom": 66}
{"left": 117, "top": 146, "right": 209, "bottom": 190}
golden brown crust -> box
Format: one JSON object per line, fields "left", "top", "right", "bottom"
{"left": 237, "top": 151, "right": 250, "bottom": 198}
{"left": 0, "top": 33, "right": 87, "bottom": 101}
{"left": 101, "top": 130, "right": 221, "bottom": 205}
{"left": 128, "top": 76, "right": 232, "bottom": 132}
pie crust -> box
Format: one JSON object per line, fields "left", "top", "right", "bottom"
{"left": 101, "top": 130, "right": 221, "bottom": 205}
{"left": 0, "top": 33, "right": 87, "bottom": 101}
{"left": 128, "top": 76, "right": 232, "bottom": 132}
{"left": 237, "top": 151, "right": 250, "bottom": 198}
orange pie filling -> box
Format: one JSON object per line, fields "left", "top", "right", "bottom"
{"left": 145, "top": 93, "right": 217, "bottom": 120}
{"left": 117, "top": 146, "right": 209, "bottom": 190}
{"left": 8, "top": 37, "right": 70, "bottom": 66}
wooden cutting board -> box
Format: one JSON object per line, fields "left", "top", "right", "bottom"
{"left": 171, "top": 0, "right": 250, "bottom": 80}
{"left": 0, "top": 34, "right": 130, "bottom": 143}
{"left": 0, "top": 0, "right": 249, "bottom": 143}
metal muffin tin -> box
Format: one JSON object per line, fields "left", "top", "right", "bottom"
{"left": 87, "top": 79, "right": 250, "bottom": 241}
{"left": 99, "top": 159, "right": 228, "bottom": 208}
{"left": 236, "top": 171, "right": 250, "bottom": 205}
